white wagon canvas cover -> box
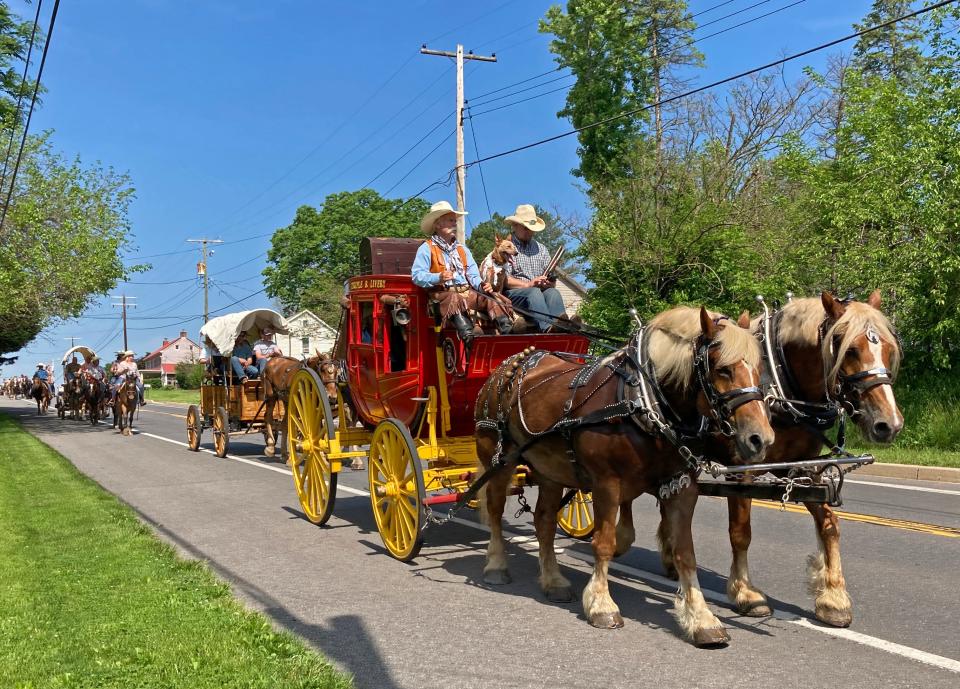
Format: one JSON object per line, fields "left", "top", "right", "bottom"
{"left": 61, "top": 345, "right": 97, "bottom": 365}
{"left": 199, "top": 309, "right": 290, "bottom": 358}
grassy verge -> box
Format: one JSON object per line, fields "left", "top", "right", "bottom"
{"left": 0, "top": 415, "right": 352, "bottom": 689}
{"left": 850, "top": 445, "right": 960, "bottom": 468}
{"left": 145, "top": 386, "right": 199, "bottom": 404}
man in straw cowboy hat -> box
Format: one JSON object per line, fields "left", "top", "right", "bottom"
{"left": 502, "top": 204, "right": 567, "bottom": 332}
{"left": 411, "top": 200, "right": 512, "bottom": 343}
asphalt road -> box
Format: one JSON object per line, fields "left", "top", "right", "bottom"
{"left": 4, "top": 398, "right": 959, "bottom": 689}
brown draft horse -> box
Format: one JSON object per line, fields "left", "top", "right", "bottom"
{"left": 30, "top": 378, "right": 51, "bottom": 414}
{"left": 679, "top": 291, "right": 902, "bottom": 628}
{"left": 81, "top": 373, "right": 107, "bottom": 426}
{"left": 260, "top": 356, "right": 305, "bottom": 457}
{"left": 113, "top": 372, "right": 138, "bottom": 435}
{"left": 475, "top": 307, "right": 775, "bottom": 646}
{"left": 304, "top": 351, "right": 364, "bottom": 470}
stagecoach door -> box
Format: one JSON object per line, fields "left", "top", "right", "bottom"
{"left": 347, "top": 296, "right": 422, "bottom": 428}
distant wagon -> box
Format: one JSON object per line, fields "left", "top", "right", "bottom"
{"left": 186, "top": 309, "right": 289, "bottom": 457}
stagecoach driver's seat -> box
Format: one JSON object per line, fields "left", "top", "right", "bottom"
{"left": 411, "top": 200, "right": 512, "bottom": 344}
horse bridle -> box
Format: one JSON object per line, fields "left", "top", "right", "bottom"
{"left": 818, "top": 319, "right": 896, "bottom": 415}
{"left": 693, "top": 332, "right": 765, "bottom": 437}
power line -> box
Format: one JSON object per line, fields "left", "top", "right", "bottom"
{"left": 470, "top": 1, "right": 809, "bottom": 119}
{"left": 0, "top": 0, "right": 60, "bottom": 232}
{"left": 467, "top": 0, "right": 957, "bottom": 169}
{"left": 0, "top": 0, "right": 43, "bottom": 189}
{"left": 362, "top": 112, "right": 452, "bottom": 188}
{"left": 465, "top": 108, "right": 492, "bottom": 218}
{"left": 383, "top": 129, "right": 456, "bottom": 196}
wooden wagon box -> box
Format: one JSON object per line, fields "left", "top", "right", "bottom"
{"left": 200, "top": 381, "right": 283, "bottom": 423}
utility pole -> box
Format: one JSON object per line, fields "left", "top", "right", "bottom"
{"left": 111, "top": 295, "right": 137, "bottom": 351}
{"left": 420, "top": 44, "right": 496, "bottom": 243}
{"left": 64, "top": 336, "right": 78, "bottom": 349}
{"left": 187, "top": 238, "right": 223, "bottom": 323}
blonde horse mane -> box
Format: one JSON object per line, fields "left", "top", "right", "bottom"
{"left": 648, "top": 307, "right": 761, "bottom": 391}
{"left": 775, "top": 297, "right": 901, "bottom": 387}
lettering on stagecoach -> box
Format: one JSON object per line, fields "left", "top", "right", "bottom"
{"left": 350, "top": 278, "right": 387, "bottom": 290}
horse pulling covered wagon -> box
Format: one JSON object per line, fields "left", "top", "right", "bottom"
{"left": 186, "top": 309, "right": 290, "bottom": 458}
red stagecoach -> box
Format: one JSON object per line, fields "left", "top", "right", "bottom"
{"left": 285, "top": 239, "right": 595, "bottom": 560}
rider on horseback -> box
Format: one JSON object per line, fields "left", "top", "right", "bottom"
{"left": 110, "top": 351, "right": 146, "bottom": 406}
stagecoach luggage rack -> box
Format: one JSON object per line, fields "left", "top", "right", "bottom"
{"left": 359, "top": 237, "right": 425, "bottom": 275}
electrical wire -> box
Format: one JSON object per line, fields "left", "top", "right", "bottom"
{"left": 467, "top": 0, "right": 958, "bottom": 169}
{"left": 0, "top": 0, "right": 60, "bottom": 232}
{"left": 465, "top": 107, "right": 492, "bottom": 218}
{"left": 0, "top": 0, "right": 43, "bottom": 188}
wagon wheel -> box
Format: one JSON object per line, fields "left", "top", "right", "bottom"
{"left": 557, "top": 490, "right": 594, "bottom": 540}
{"left": 186, "top": 404, "right": 202, "bottom": 451}
{"left": 212, "top": 406, "right": 230, "bottom": 458}
{"left": 368, "top": 419, "right": 425, "bottom": 561}
{"left": 287, "top": 368, "right": 337, "bottom": 525}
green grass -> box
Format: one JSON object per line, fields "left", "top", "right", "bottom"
{"left": 849, "top": 445, "right": 960, "bottom": 468}
{"left": 0, "top": 415, "right": 353, "bottom": 689}
{"left": 145, "top": 386, "right": 200, "bottom": 404}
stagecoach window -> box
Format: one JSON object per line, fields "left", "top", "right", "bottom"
{"left": 385, "top": 309, "right": 407, "bottom": 373}
{"left": 356, "top": 301, "right": 375, "bottom": 345}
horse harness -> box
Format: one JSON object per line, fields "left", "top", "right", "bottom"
{"left": 472, "top": 322, "right": 764, "bottom": 505}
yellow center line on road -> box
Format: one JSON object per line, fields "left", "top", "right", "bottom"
{"left": 749, "top": 499, "right": 960, "bottom": 538}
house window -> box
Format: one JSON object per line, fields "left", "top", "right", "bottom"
{"left": 175, "top": 344, "right": 179, "bottom": 349}
{"left": 301, "top": 337, "right": 309, "bottom": 355}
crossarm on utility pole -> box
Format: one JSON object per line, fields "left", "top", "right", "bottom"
{"left": 420, "top": 44, "right": 497, "bottom": 244}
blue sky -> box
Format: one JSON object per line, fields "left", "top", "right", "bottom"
{"left": 8, "top": 0, "right": 874, "bottom": 375}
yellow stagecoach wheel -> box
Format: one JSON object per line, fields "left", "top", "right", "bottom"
{"left": 557, "top": 490, "right": 594, "bottom": 539}
{"left": 287, "top": 368, "right": 337, "bottom": 525}
{"left": 212, "top": 406, "right": 230, "bottom": 458}
{"left": 368, "top": 419, "right": 425, "bottom": 562}
{"left": 186, "top": 404, "right": 202, "bottom": 451}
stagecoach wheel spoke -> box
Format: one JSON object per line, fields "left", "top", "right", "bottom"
{"left": 558, "top": 490, "right": 595, "bottom": 540}
{"left": 186, "top": 405, "right": 202, "bottom": 451}
{"left": 212, "top": 406, "right": 230, "bottom": 458}
{"left": 368, "top": 419, "right": 425, "bottom": 562}
{"left": 287, "top": 369, "right": 338, "bottom": 525}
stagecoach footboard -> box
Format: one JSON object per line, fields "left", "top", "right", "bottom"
{"left": 696, "top": 454, "right": 875, "bottom": 507}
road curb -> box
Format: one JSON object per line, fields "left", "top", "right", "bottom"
{"left": 859, "top": 462, "right": 960, "bottom": 484}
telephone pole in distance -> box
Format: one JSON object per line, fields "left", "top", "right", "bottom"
{"left": 111, "top": 295, "right": 137, "bottom": 352}
{"left": 187, "top": 238, "right": 223, "bottom": 323}
{"left": 420, "top": 44, "right": 496, "bottom": 244}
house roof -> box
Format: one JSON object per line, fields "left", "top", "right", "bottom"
{"left": 555, "top": 268, "right": 588, "bottom": 296}
{"left": 284, "top": 308, "right": 337, "bottom": 334}
{"left": 142, "top": 334, "right": 201, "bottom": 362}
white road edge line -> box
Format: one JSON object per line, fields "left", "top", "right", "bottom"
{"left": 844, "top": 479, "right": 960, "bottom": 496}
{"left": 120, "top": 427, "right": 960, "bottom": 675}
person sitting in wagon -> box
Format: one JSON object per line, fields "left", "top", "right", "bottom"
{"left": 231, "top": 331, "right": 259, "bottom": 383}
{"left": 64, "top": 355, "right": 81, "bottom": 383}
{"left": 411, "top": 200, "right": 512, "bottom": 343}
{"left": 253, "top": 328, "right": 283, "bottom": 377}
{"left": 110, "top": 350, "right": 145, "bottom": 406}
{"left": 502, "top": 203, "right": 568, "bottom": 332}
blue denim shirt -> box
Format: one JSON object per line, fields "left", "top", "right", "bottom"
{"left": 233, "top": 341, "right": 254, "bottom": 360}
{"left": 411, "top": 238, "right": 482, "bottom": 289}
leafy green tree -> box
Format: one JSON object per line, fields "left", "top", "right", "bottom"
{"left": 852, "top": 0, "right": 927, "bottom": 83}
{"left": 0, "top": 1, "right": 42, "bottom": 126}
{"left": 174, "top": 361, "right": 204, "bottom": 390}
{"left": 263, "top": 189, "right": 430, "bottom": 317}
{"left": 0, "top": 134, "right": 136, "bottom": 356}
{"left": 540, "top": 0, "right": 701, "bottom": 185}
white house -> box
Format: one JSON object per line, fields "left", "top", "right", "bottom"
{"left": 280, "top": 309, "right": 338, "bottom": 358}
{"left": 555, "top": 268, "right": 588, "bottom": 314}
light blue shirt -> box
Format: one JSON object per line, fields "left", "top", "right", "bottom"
{"left": 411, "top": 238, "right": 482, "bottom": 290}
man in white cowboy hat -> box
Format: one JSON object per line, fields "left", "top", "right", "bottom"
{"left": 502, "top": 203, "right": 567, "bottom": 332}
{"left": 110, "top": 350, "right": 145, "bottom": 405}
{"left": 253, "top": 328, "right": 283, "bottom": 377}
{"left": 411, "top": 200, "right": 512, "bottom": 342}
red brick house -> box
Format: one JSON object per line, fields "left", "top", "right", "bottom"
{"left": 140, "top": 330, "right": 202, "bottom": 387}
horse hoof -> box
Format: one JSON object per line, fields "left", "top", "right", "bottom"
{"left": 351, "top": 459, "right": 365, "bottom": 471}
{"left": 545, "top": 586, "right": 574, "bottom": 603}
{"left": 264, "top": 445, "right": 275, "bottom": 457}
{"left": 588, "top": 611, "right": 624, "bottom": 629}
{"left": 482, "top": 569, "right": 511, "bottom": 586}
{"left": 693, "top": 627, "right": 730, "bottom": 648}
{"left": 737, "top": 600, "right": 772, "bottom": 617}
{"left": 815, "top": 606, "right": 852, "bottom": 628}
